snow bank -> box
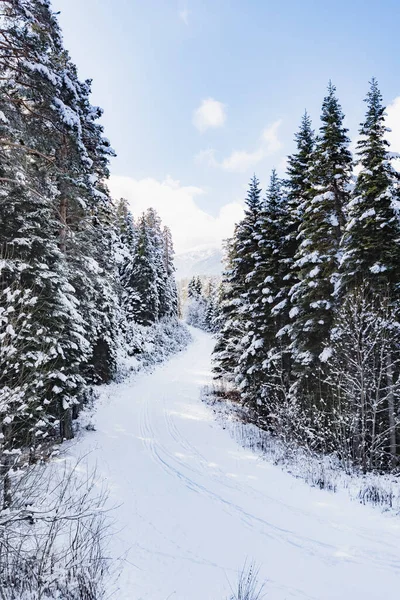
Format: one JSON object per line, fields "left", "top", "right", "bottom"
{"left": 203, "top": 385, "right": 400, "bottom": 514}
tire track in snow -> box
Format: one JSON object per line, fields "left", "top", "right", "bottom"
{"left": 162, "top": 393, "right": 400, "bottom": 570}
{"left": 138, "top": 391, "right": 400, "bottom": 572}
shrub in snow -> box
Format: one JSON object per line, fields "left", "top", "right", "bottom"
{"left": 117, "top": 317, "right": 192, "bottom": 378}
{"left": 0, "top": 459, "right": 111, "bottom": 600}
{"left": 325, "top": 287, "right": 400, "bottom": 472}
{"left": 204, "top": 384, "right": 400, "bottom": 512}
{"left": 228, "top": 563, "right": 265, "bottom": 600}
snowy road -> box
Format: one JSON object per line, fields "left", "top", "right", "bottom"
{"left": 71, "top": 327, "right": 400, "bottom": 599}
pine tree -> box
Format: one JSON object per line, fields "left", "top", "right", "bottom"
{"left": 262, "top": 172, "right": 291, "bottom": 363}
{"left": 289, "top": 82, "right": 352, "bottom": 366}
{"left": 187, "top": 277, "right": 198, "bottom": 298}
{"left": 144, "top": 208, "right": 170, "bottom": 318}
{"left": 340, "top": 78, "right": 400, "bottom": 292}
{"left": 339, "top": 79, "right": 400, "bottom": 466}
{"left": 203, "top": 280, "right": 221, "bottom": 333}
{"left": 194, "top": 277, "right": 203, "bottom": 297}
{"left": 115, "top": 198, "right": 137, "bottom": 296}
{"left": 284, "top": 112, "right": 315, "bottom": 324}
{"left": 162, "top": 226, "right": 178, "bottom": 317}
{"left": 124, "top": 214, "right": 159, "bottom": 326}
{"left": 213, "top": 176, "right": 263, "bottom": 382}
{"left": 212, "top": 239, "right": 243, "bottom": 381}
{"left": 0, "top": 0, "right": 90, "bottom": 444}
{"left": 237, "top": 171, "right": 289, "bottom": 406}
{"left": 64, "top": 73, "right": 118, "bottom": 385}
{"left": 0, "top": 0, "right": 120, "bottom": 443}
{"left": 81, "top": 199, "right": 120, "bottom": 384}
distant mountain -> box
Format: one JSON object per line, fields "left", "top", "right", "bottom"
{"left": 174, "top": 247, "right": 223, "bottom": 280}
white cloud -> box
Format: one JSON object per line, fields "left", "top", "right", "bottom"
{"left": 179, "top": 8, "right": 189, "bottom": 25}
{"left": 262, "top": 120, "right": 283, "bottom": 154}
{"left": 196, "top": 119, "right": 283, "bottom": 173}
{"left": 193, "top": 98, "right": 227, "bottom": 132}
{"left": 109, "top": 175, "right": 244, "bottom": 254}
{"left": 221, "top": 148, "right": 264, "bottom": 172}
{"left": 386, "top": 96, "right": 400, "bottom": 152}
{"left": 195, "top": 148, "right": 218, "bottom": 167}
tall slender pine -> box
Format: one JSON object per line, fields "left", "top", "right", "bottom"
{"left": 289, "top": 83, "right": 352, "bottom": 365}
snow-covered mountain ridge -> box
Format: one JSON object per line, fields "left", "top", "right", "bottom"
{"left": 175, "top": 247, "right": 223, "bottom": 280}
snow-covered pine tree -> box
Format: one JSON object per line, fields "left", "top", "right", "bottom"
{"left": 117, "top": 199, "right": 137, "bottom": 247}
{"left": 188, "top": 276, "right": 203, "bottom": 298}
{"left": 186, "top": 293, "right": 207, "bottom": 329}
{"left": 145, "top": 208, "right": 170, "bottom": 318}
{"left": 0, "top": 0, "right": 92, "bottom": 445}
{"left": 24, "top": 0, "right": 120, "bottom": 388}
{"left": 212, "top": 239, "right": 243, "bottom": 381}
{"left": 213, "top": 176, "right": 263, "bottom": 383}
{"left": 185, "top": 275, "right": 206, "bottom": 329}
{"left": 284, "top": 112, "right": 315, "bottom": 331}
{"left": 187, "top": 277, "right": 197, "bottom": 298}
{"left": 115, "top": 198, "right": 137, "bottom": 298}
{"left": 124, "top": 213, "right": 160, "bottom": 326}
{"left": 262, "top": 173, "right": 292, "bottom": 378}
{"left": 32, "top": 3, "right": 119, "bottom": 386}
{"left": 340, "top": 78, "right": 400, "bottom": 292}
{"left": 63, "top": 72, "right": 119, "bottom": 385}
{"left": 0, "top": 0, "right": 123, "bottom": 446}
{"left": 118, "top": 207, "right": 178, "bottom": 333}
{"left": 289, "top": 82, "right": 352, "bottom": 367}
{"left": 162, "top": 225, "right": 178, "bottom": 317}
{"left": 81, "top": 197, "right": 120, "bottom": 384}
{"left": 339, "top": 79, "right": 400, "bottom": 466}
{"left": 237, "top": 170, "right": 289, "bottom": 408}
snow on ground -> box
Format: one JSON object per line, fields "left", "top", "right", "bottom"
{"left": 68, "top": 327, "right": 400, "bottom": 600}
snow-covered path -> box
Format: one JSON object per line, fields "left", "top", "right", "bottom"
{"left": 71, "top": 327, "right": 400, "bottom": 599}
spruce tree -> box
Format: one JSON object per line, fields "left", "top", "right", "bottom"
{"left": 162, "top": 226, "right": 178, "bottom": 317}
{"left": 340, "top": 78, "right": 400, "bottom": 292}
{"left": 64, "top": 73, "right": 118, "bottom": 385}
{"left": 125, "top": 214, "right": 159, "bottom": 326}
{"left": 213, "top": 176, "right": 263, "bottom": 382}
{"left": 0, "top": 0, "right": 89, "bottom": 444}
{"left": 237, "top": 171, "right": 289, "bottom": 406}
{"left": 144, "top": 208, "right": 170, "bottom": 318}
{"left": 0, "top": 0, "right": 120, "bottom": 443}
{"left": 284, "top": 112, "right": 315, "bottom": 321}
{"left": 212, "top": 238, "right": 244, "bottom": 381}
{"left": 339, "top": 79, "right": 400, "bottom": 466}
{"left": 289, "top": 83, "right": 352, "bottom": 365}
{"left": 187, "top": 277, "right": 197, "bottom": 298}
{"left": 115, "top": 198, "right": 137, "bottom": 292}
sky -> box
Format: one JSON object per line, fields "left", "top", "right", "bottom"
{"left": 54, "top": 0, "right": 400, "bottom": 254}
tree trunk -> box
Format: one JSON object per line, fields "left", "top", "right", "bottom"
{"left": 60, "top": 404, "right": 73, "bottom": 440}
{"left": 386, "top": 351, "right": 397, "bottom": 467}
{"left": 59, "top": 195, "right": 67, "bottom": 254}
{"left": 1, "top": 453, "right": 12, "bottom": 510}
